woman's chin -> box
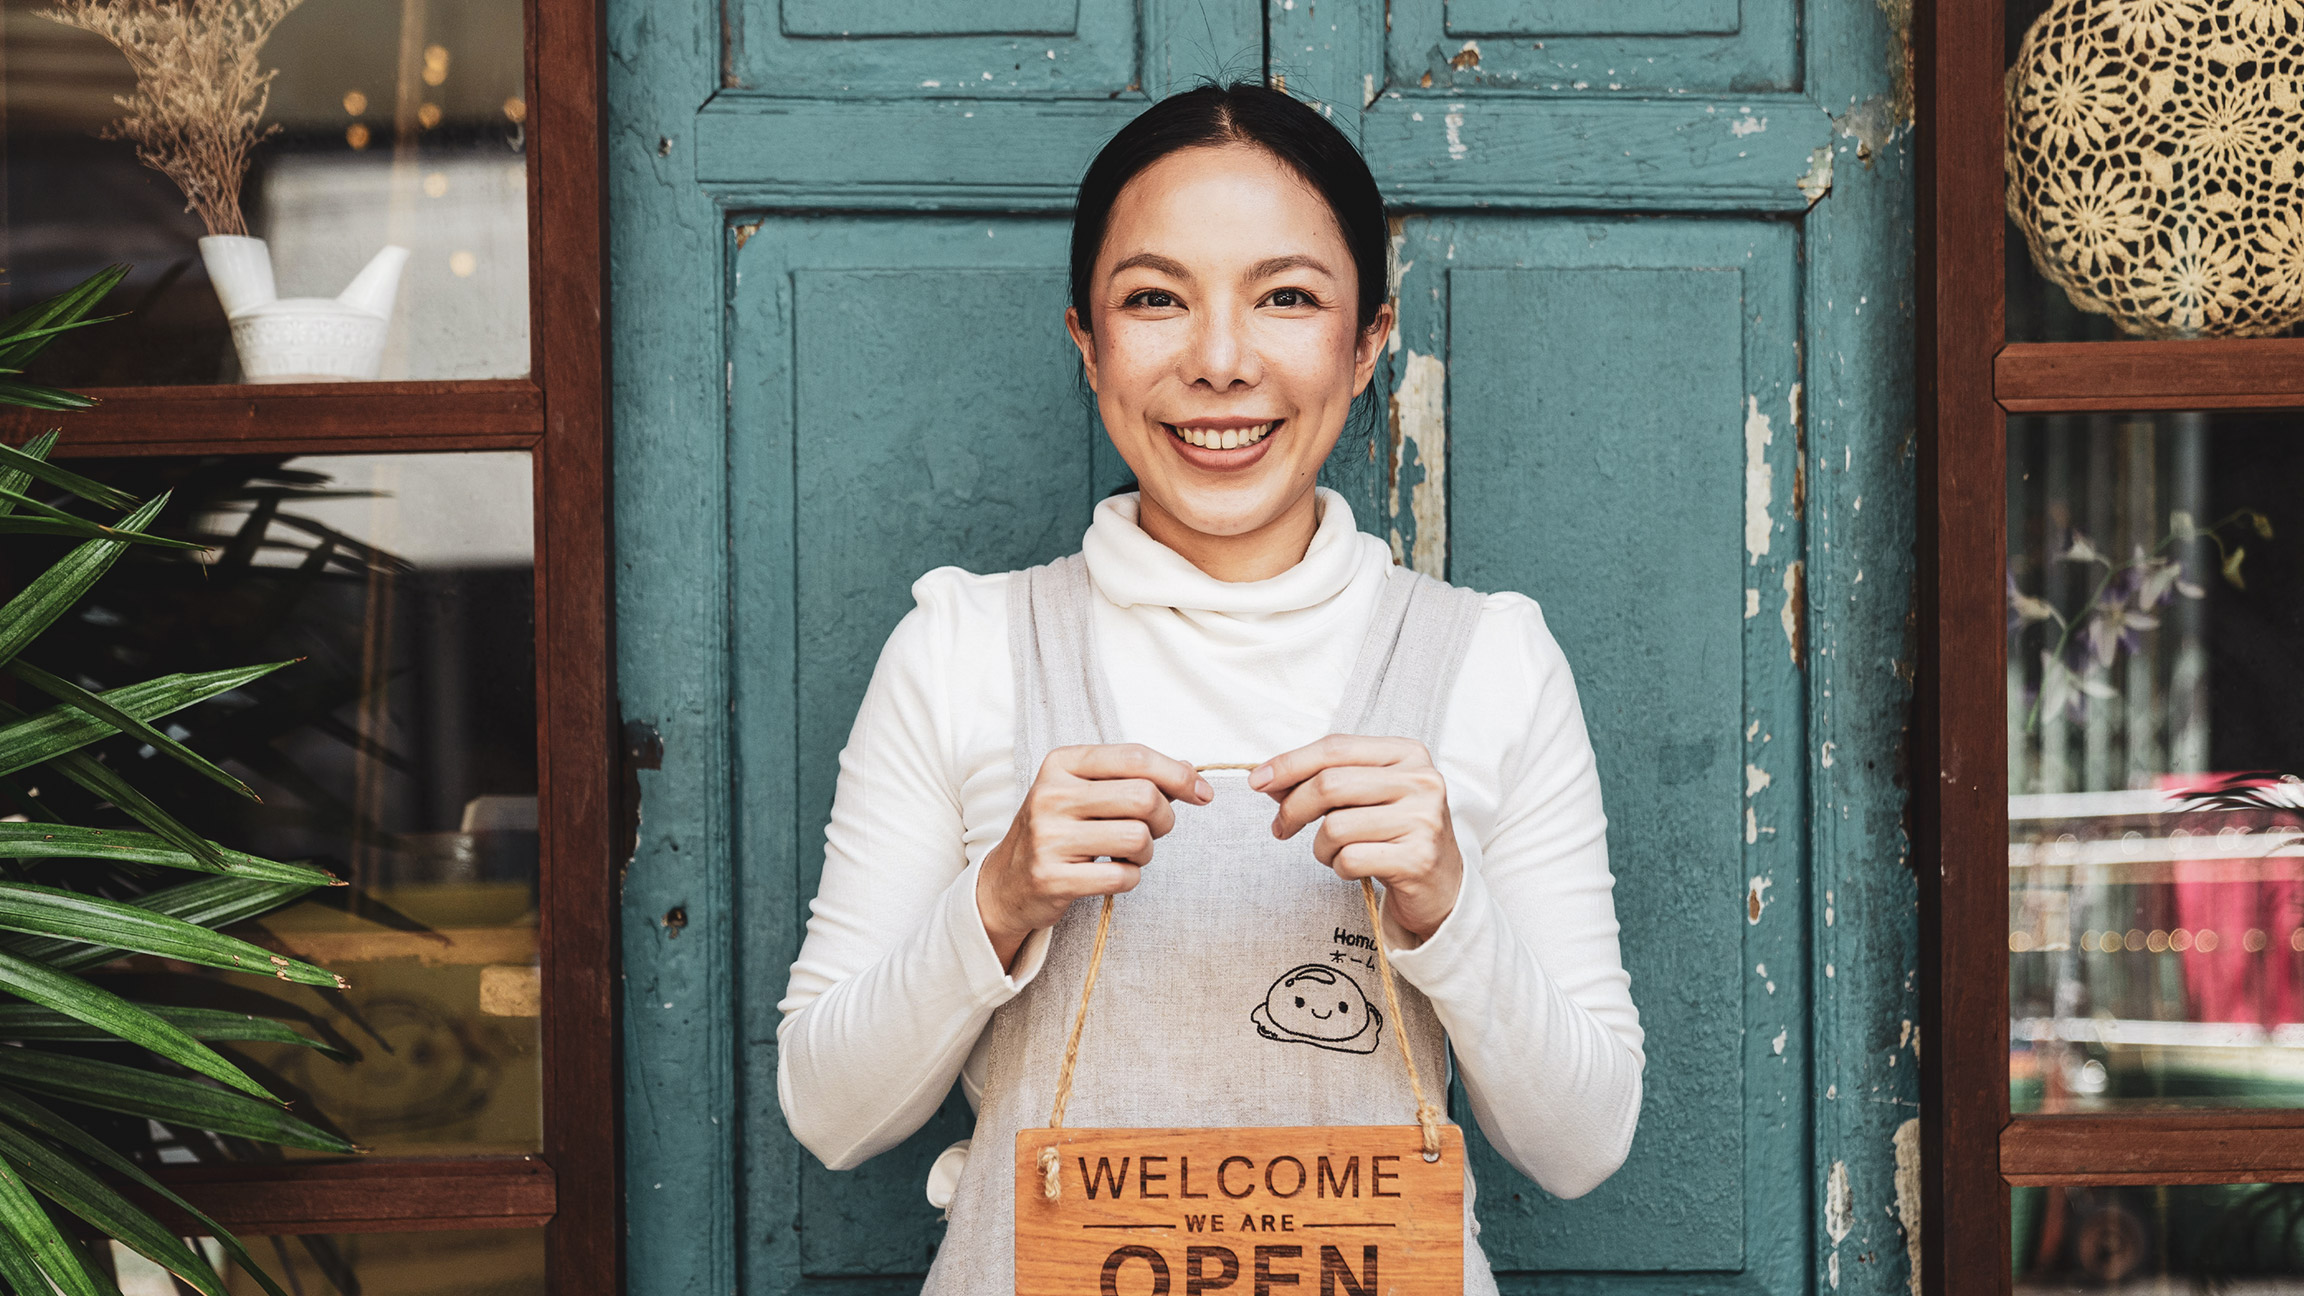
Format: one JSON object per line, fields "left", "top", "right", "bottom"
{"left": 1137, "top": 480, "right": 1311, "bottom": 544}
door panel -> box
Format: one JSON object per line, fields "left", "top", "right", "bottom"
{"left": 1392, "top": 0, "right": 1797, "bottom": 93}
{"left": 730, "top": 219, "right": 1131, "bottom": 1279}
{"left": 730, "top": 0, "right": 1249, "bottom": 97}
{"left": 1410, "top": 219, "right": 1803, "bottom": 1270}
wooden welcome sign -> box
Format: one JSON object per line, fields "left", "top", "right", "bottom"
{"left": 1015, "top": 1125, "right": 1464, "bottom": 1295}
{"left": 1020, "top": 878, "right": 1462, "bottom": 1293}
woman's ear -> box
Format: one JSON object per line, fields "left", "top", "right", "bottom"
{"left": 1065, "top": 306, "right": 1100, "bottom": 393}
{"left": 1352, "top": 302, "right": 1396, "bottom": 395}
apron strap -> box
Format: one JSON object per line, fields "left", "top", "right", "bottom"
{"left": 1332, "top": 565, "right": 1489, "bottom": 750}
{"left": 1009, "top": 553, "right": 1121, "bottom": 798}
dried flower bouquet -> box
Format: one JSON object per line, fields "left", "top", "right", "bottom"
{"left": 39, "top": 0, "right": 306, "bottom": 238}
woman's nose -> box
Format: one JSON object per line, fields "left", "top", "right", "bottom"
{"left": 1186, "top": 308, "right": 1260, "bottom": 390}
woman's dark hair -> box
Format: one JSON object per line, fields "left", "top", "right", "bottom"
{"left": 1068, "top": 82, "right": 1389, "bottom": 334}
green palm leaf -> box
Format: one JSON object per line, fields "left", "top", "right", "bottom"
{"left": 0, "top": 1229, "right": 53, "bottom": 1296}
{"left": 0, "top": 1146, "right": 96, "bottom": 1296}
{"left": 0, "top": 1002, "right": 347, "bottom": 1060}
{"left": 0, "top": 264, "right": 126, "bottom": 370}
{"left": 0, "top": 662, "right": 288, "bottom": 779}
{"left": 0, "top": 822, "right": 336, "bottom": 888}
{"left": 0, "top": 494, "right": 167, "bottom": 669}
{"left": 0, "top": 946, "right": 270, "bottom": 1098}
{"left": 0, "top": 1051, "right": 353, "bottom": 1153}
{"left": 0, "top": 1087, "right": 294, "bottom": 1296}
{"left": 0, "top": 1119, "right": 228, "bottom": 1296}
{"left": 0, "top": 516, "right": 204, "bottom": 547}
{"left": 0, "top": 382, "right": 93, "bottom": 411}
{"left": 24, "top": 734, "right": 236, "bottom": 872}
{"left": 0, "top": 883, "right": 344, "bottom": 989}
{"left": 0, "top": 432, "right": 58, "bottom": 519}
{"left": 0, "top": 438, "right": 130, "bottom": 512}
{"left": 6, "top": 662, "right": 259, "bottom": 800}
{"left": 0, "top": 490, "right": 194, "bottom": 551}
{"left": 15, "top": 877, "right": 314, "bottom": 973}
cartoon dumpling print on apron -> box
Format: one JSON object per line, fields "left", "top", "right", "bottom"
{"left": 1253, "top": 963, "right": 1383, "bottom": 1054}
{"left": 921, "top": 552, "right": 1501, "bottom": 1296}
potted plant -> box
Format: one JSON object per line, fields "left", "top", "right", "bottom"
{"left": 0, "top": 265, "right": 356, "bottom": 1293}
{"left": 38, "top": 0, "right": 409, "bottom": 382}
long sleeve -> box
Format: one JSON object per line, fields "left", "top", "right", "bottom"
{"left": 775, "top": 570, "right": 1049, "bottom": 1171}
{"left": 1388, "top": 592, "right": 1646, "bottom": 1200}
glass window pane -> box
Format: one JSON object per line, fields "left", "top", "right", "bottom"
{"left": 24, "top": 451, "right": 540, "bottom": 1157}
{"left": 108, "top": 1227, "right": 543, "bottom": 1295}
{"left": 2016, "top": 1183, "right": 2304, "bottom": 1293}
{"left": 5, "top": 0, "right": 530, "bottom": 384}
{"left": 2004, "top": 0, "right": 2304, "bottom": 342}
{"left": 2008, "top": 413, "right": 2304, "bottom": 1113}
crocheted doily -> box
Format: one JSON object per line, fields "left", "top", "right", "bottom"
{"left": 2006, "top": 0, "right": 2304, "bottom": 338}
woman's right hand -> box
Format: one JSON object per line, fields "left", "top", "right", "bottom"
{"left": 978, "top": 744, "right": 1211, "bottom": 967}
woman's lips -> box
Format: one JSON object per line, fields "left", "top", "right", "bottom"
{"left": 1165, "top": 419, "right": 1282, "bottom": 470}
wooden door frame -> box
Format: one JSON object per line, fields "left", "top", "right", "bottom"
{"left": 1917, "top": 0, "right": 2304, "bottom": 1289}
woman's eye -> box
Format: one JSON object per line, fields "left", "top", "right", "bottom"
{"left": 1267, "top": 288, "right": 1315, "bottom": 308}
{"left": 1125, "top": 290, "right": 1178, "bottom": 309}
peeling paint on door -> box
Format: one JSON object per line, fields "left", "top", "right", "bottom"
{"left": 1893, "top": 1118, "right": 1922, "bottom": 1296}
{"left": 1782, "top": 559, "right": 1807, "bottom": 665}
{"left": 1389, "top": 350, "right": 1448, "bottom": 578}
{"left": 1798, "top": 144, "right": 1835, "bottom": 206}
{"left": 1745, "top": 395, "right": 1775, "bottom": 563}
{"left": 1825, "top": 1159, "right": 1853, "bottom": 1242}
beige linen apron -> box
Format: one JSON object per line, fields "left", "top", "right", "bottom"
{"left": 922, "top": 553, "right": 1499, "bottom": 1294}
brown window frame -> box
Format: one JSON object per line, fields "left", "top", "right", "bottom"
{"left": 1918, "top": 0, "right": 2304, "bottom": 1292}
{"left": 0, "top": 0, "right": 617, "bottom": 1287}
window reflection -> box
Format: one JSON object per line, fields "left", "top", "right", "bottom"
{"left": 2, "top": 0, "right": 529, "bottom": 384}
{"left": 2008, "top": 413, "right": 2304, "bottom": 1112}
{"left": 2017, "top": 1183, "right": 2304, "bottom": 1293}
{"left": 24, "top": 451, "right": 540, "bottom": 1158}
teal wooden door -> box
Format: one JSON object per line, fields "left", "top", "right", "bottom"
{"left": 609, "top": 0, "right": 1922, "bottom": 1292}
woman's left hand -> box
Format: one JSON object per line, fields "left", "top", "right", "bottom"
{"left": 1251, "top": 735, "right": 1462, "bottom": 946}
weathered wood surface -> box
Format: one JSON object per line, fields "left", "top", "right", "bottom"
{"left": 1016, "top": 1127, "right": 1464, "bottom": 1296}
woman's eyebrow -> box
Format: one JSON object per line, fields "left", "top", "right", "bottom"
{"left": 1108, "top": 252, "right": 1191, "bottom": 279}
{"left": 1247, "top": 254, "right": 1335, "bottom": 279}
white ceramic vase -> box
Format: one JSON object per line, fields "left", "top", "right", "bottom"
{"left": 197, "top": 235, "right": 410, "bottom": 383}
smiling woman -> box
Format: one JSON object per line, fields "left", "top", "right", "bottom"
{"left": 772, "top": 82, "right": 1646, "bottom": 1296}
{"left": 1063, "top": 90, "right": 1391, "bottom": 578}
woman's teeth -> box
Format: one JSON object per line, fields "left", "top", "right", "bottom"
{"left": 1172, "top": 422, "right": 1275, "bottom": 450}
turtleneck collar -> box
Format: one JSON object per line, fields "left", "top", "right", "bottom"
{"left": 1081, "top": 487, "right": 1380, "bottom": 616}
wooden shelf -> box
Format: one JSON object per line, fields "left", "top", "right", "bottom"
{"left": 1997, "top": 340, "right": 2304, "bottom": 413}
{"left": 153, "top": 1157, "right": 556, "bottom": 1234}
{"left": 2003, "top": 1112, "right": 2304, "bottom": 1184}
{"left": 0, "top": 379, "right": 544, "bottom": 456}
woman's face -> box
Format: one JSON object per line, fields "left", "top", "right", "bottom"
{"left": 1068, "top": 143, "right": 1392, "bottom": 550}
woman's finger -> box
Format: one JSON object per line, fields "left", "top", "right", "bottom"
{"left": 1047, "top": 859, "right": 1143, "bottom": 900}
{"left": 1310, "top": 805, "right": 1409, "bottom": 865}
{"left": 1051, "top": 817, "right": 1157, "bottom": 865}
{"left": 1059, "top": 776, "right": 1178, "bottom": 839}
{"left": 1249, "top": 734, "right": 1425, "bottom": 797}
{"left": 1326, "top": 840, "right": 1415, "bottom": 883}
{"left": 1050, "top": 743, "right": 1212, "bottom": 804}
{"left": 1271, "top": 764, "right": 1412, "bottom": 840}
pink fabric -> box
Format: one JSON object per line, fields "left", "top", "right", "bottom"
{"left": 2164, "top": 775, "right": 2304, "bottom": 1027}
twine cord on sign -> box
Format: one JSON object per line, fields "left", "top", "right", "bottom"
{"left": 1040, "top": 762, "right": 1444, "bottom": 1202}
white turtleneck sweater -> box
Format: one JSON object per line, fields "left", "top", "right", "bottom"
{"left": 776, "top": 490, "right": 1644, "bottom": 1200}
